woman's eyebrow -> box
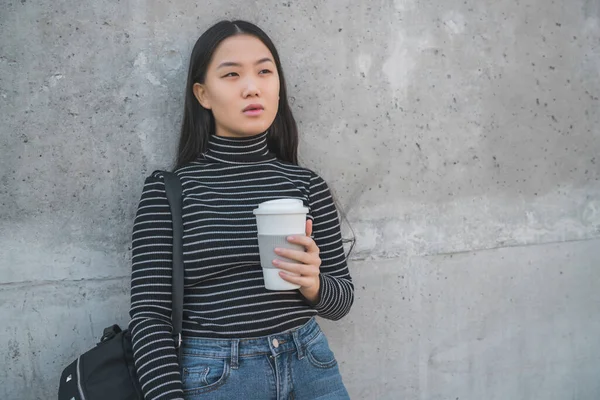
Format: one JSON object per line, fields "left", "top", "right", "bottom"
{"left": 216, "top": 57, "right": 274, "bottom": 69}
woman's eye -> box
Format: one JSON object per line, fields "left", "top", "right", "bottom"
{"left": 259, "top": 69, "right": 272, "bottom": 74}
{"left": 223, "top": 72, "right": 238, "bottom": 78}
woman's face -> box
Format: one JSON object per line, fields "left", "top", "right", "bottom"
{"left": 194, "top": 34, "right": 280, "bottom": 138}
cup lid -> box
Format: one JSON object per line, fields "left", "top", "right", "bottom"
{"left": 253, "top": 198, "right": 309, "bottom": 215}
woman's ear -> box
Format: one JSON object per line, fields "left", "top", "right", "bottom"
{"left": 193, "top": 83, "right": 211, "bottom": 109}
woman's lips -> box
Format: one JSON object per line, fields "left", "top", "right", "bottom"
{"left": 243, "top": 108, "right": 264, "bottom": 116}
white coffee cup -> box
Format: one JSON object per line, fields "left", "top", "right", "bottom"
{"left": 253, "top": 199, "right": 309, "bottom": 290}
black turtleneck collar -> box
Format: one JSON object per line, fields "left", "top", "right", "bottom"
{"left": 199, "top": 131, "right": 277, "bottom": 164}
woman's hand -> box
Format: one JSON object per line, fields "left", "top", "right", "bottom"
{"left": 273, "top": 219, "right": 321, "bottom": 305}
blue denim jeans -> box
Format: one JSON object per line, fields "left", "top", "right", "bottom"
{"left": 180, "top": 317, "right": 350, "bottom": 399}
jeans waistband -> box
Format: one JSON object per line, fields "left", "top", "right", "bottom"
{"left": 180, "top": 317, "right": 321, "bottom": 369}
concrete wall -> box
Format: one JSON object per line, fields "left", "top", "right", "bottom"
{"left": 1, "top": 0, "right": 599, "bottom": 399}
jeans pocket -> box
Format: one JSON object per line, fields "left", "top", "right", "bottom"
{"left": 181, "top": 354, "right": 230, "bottom": 394}
{"left": 306, "top": 332, "right": 338, "bottom": 369}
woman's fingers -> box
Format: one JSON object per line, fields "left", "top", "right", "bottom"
{"left": 274, "top": 247, "right": 317, "bottom": 265}
{"left": 278, "top": 271, "right": 315, "bottom": 287}
{"left": 305, "top": 219, "right": 313, "bottom": 237}
{"left": 272, "top": 259, "right": 317, "bottom": 276}
{"left": 285, "top": 235, "right": 319, "bottom": 254}
{"left": 273, "top": 233, "right": 321, "bottom": 291}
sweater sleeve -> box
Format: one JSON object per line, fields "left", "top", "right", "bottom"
{"left": 128, "top": 173, "right": 184, "bottom": 400}
{"left": 307, "top": 172, "right": 355, "bottom": 320}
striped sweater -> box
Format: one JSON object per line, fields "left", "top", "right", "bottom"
{"left": 128, "top": 131, "right": 355, "bottom": 400}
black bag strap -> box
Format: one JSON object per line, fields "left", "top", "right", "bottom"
{"left": 162, "top": 171, "right": 184, "bottom": 357}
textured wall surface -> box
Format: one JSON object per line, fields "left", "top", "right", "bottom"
{"left": 1, "top": 0, "right": 599, "bottom": 399}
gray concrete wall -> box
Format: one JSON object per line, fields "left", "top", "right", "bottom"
{"left": 1, "top": 0, "right": 599, "bottom": 399}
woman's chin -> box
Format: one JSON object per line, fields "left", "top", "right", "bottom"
{"left": 223, "top": 120, "right": 273, "bottom": 137}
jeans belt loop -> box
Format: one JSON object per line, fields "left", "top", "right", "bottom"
{"left": 231, "top": 339, "right": 240, "bottom": 370}
{"left": 292, "top": 330, "right": 305, "bottom": 360}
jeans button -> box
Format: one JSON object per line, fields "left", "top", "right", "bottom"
{"left": 272, "top": 338, "right": 279, "bottom": 348}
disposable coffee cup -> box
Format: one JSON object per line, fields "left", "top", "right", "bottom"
{"left": 253, "top": 199, "right": 309, "bottom": 290}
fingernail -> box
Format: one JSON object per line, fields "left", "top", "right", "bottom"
{"left": 287, "top": 236, "right": 294, "bottom": 241}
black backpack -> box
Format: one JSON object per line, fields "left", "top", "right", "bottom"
{"left": 58, "top": 172, "right": 184, "bottom": 400}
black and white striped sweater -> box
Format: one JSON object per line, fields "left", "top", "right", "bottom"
{"left": 128, "top": 131, "right": 355, "bottom": 400}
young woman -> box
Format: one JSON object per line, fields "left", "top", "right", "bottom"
{"left": 129, "top": 20, "right": 354, "bottom": 400}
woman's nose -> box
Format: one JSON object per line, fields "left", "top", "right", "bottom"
{"left": 242, "top": 79, "right": 260, "bottom": 97}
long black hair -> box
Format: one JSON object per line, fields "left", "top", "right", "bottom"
{"left": 174, "top": 20, "right": 298, "bottom": 170}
